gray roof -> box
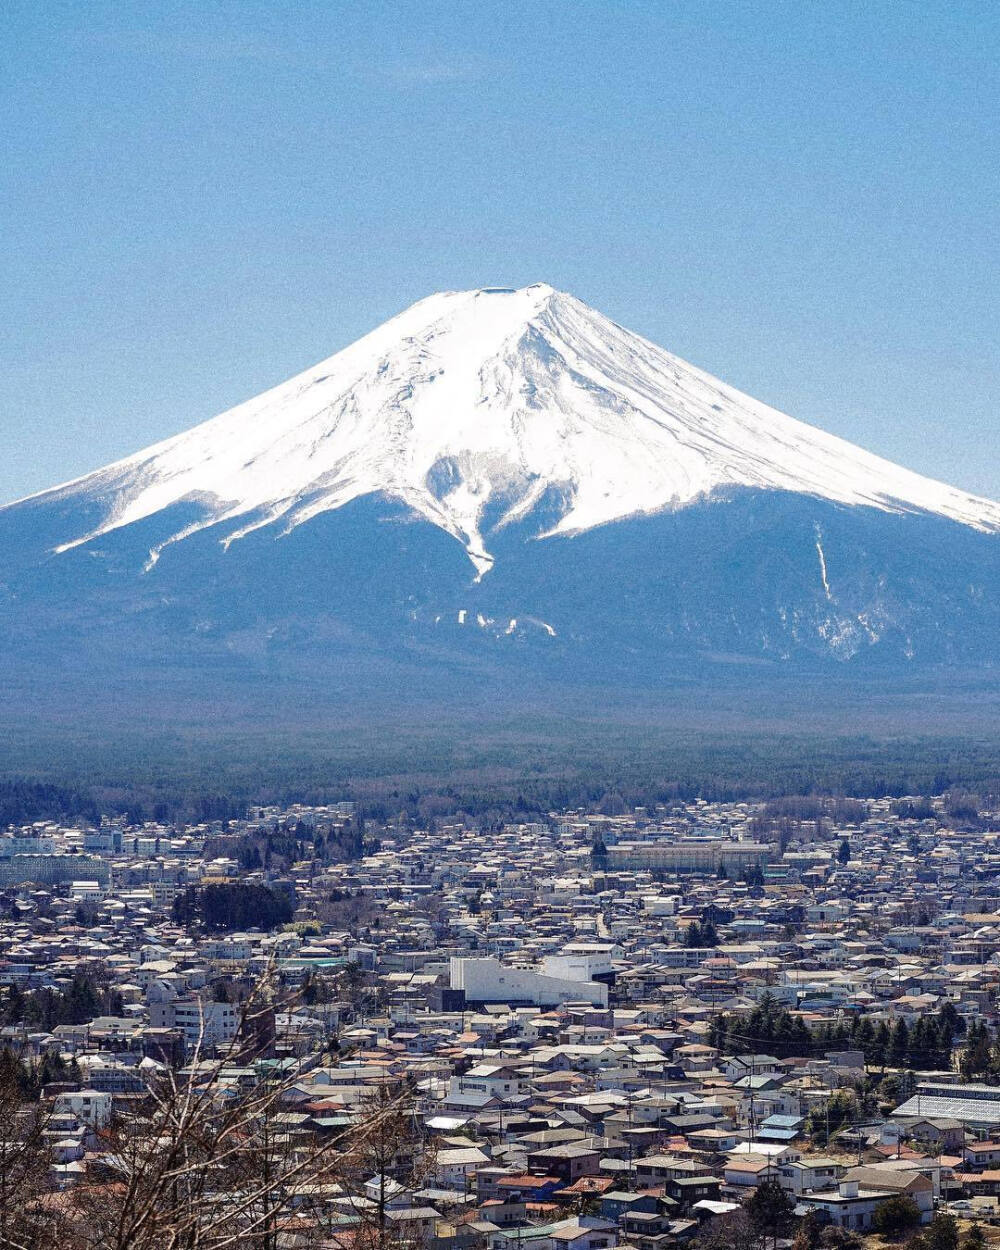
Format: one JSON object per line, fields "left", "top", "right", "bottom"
{"left": 893, "top": 1094, "right": 1000, "bottom": 1126}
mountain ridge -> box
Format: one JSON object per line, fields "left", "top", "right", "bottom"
{"left": 1, "top": 284, "right": 997, "bottom": 685}
{"left": 11, "top": 284, "right": 999, "bottom": 583}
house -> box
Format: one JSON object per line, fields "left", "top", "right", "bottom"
{"left": 736, "top": 1085, "right": 802, "bottom": 1123}
{"left": 873, "top": 1157, "right": 952, "bottom": 1200}
{"left": 964, "top": 1141, "right": 1000, "bottom": 1170}
{"left": 673, "top": 1045, "right": 719, "bottom": 1073}
{"left": 619, "top": 1210, "right": 675, "bottom": 1249}
{"left": 443, "top": 1088, "right": 505, "bottom": 1112}
{"left": 448, "top": 1064, "right": 523, "bottom": 1102}
{"left": 385, "top": 1207, "right": 442, "bottom": 1241}
{"left": 634, "top": 1156, "right": 704, "bottom": 1188}
{"left": 487, "top": 1218, "right": 617, "bottom": 1250}
{"left": 959, "top": 1170, "right": 1000, "bottom": 1197}
{"left": 778, "top": 1157, "right": 843, "bottom": 1197}
{"left": 664, "top": 1176, "right": 722, "bottom": 1210}
{"left": 49, "top": 1136, "right": 86, "bottom": 1164}
{"left": 895, "top": 1117, "right": 965, "bottom": 1153}
{"left": 494, "top": 1176, "right": 563, "bottom": 1204}
{"left": 723, "top": 1156, "right": 779, "bottom": 1190}
{"left": 756, "top": 1114, "right": 806, "bottom": 1144}
{"left": 841, "top": 1166, "right": 934, "bottom": 1218}
{"left": 685, "top": 1127, "right": 742, "bottom": 1153}
{"left": 362, "top": 1175, "right": 411, "bottom": 1209}
{"left": 727, "top": 1141, "right": 800, "bottom": 1165}
{"left": 435, "top": 1146, "right": 493, "bottom": 1189}
{"left": 722, "top": 1055, "right": 783, "bottom": 1082}
{"left": 53, "top": 1089, "right": 113, "bottom": 1129}
{"left": 798, "top": 1179, "right": 928, "bottom": 1231}
{"left": 549, "top": 1218, "right": 618, "bottom": 1250}
{"left": 599, "top": 1191, "right": 660, "bottom": 1224}
{"left": 527, "top": 1143, "right": 601, "bottom": 1184}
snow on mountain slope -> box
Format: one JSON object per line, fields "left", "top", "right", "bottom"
{"left": 16, "top": 283, "right": 1000, "bottom": 577}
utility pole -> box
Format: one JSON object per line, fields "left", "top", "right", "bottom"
{"left": 626, "top": 1091, "right": 635, "bottom": 1181}
{"left": 749, "top": 1054, "right": 757, "bottom": 1144}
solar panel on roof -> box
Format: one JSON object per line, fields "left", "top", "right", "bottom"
{"left": 894, "top": 1095, "right": 1000, "bottom": 1123}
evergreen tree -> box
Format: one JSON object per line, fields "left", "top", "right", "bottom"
{"left": 923, "top": 1213, "right": 959, "bottom": 1250}
{"left": 744, "top": 1178, "right": 794, "bottom": 1250}
{"left": 891, "top": 1018, "right": 910, "bottom": 1065}
{"left": 873, "top": 1020, "right": 892, "bottom": 1070}
{"left": 872, "top": 1196, "right": 922, "bottom": 1237}
{"left": 962, "top": 1225, "right": 987, "bottom": 1250}
{"left": 960, "top": 1020, "right": 993, "bottom": 1080}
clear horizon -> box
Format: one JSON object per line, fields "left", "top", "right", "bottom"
{"left": 1, "top": 1, "right": 997, "bottom": 505}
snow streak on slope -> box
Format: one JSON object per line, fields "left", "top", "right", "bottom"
{"left": 15, "top": 284, "right": 1000, "bottom": 575}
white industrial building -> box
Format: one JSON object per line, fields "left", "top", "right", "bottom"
{"left": 450, "top": 956, "right": 608, "bottom": 1007}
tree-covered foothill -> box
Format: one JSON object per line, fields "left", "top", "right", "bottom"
{"left": 172, "top": 882, "right": 293, "bottom": 932}
{"left": 0, "top": 780, "right": 100, "bottom": 826}
{"left": 4, "top": 728, "right": 1000, "bottom": 831}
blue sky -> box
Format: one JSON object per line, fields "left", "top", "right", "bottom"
{"left": 1, "top": 0, "right": 998, "bottom": 503}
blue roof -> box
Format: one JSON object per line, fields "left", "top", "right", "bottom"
{"left": 757, "top": 1128, "right": 800, "bottom": 1141}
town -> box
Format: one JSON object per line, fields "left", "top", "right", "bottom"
{"left": 2, "top": 790, "right": 1000, "bottom": 1249}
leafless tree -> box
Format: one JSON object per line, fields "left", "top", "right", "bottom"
{"left": 334, "top": 1079, "right": 436, "bottom": 1250}
{"left": 56, "top": 969, "right": 421, "bottom": 1250}
{"left": 0, "top": 1050, "right": 75, "bottom": 1250}
{"left": 697, "top": 1209, "right": 767, "bottom": 1250}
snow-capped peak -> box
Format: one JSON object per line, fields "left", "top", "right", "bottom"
{"left": 18, "top": 283, "right": 1000, "bottom": 574}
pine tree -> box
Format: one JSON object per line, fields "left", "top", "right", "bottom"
{"left": 960, "top": 1020, "right": 992, "bottom": 1080}
{"left": 962, "top": 1224, "right": 987, "bottom": 1250}
{"left": 873, "top": 1020, "right": 892, "bottom": 1070}
{"left": 924, "top": 1212, "right": 959, "bottom": 1250}
{"left": 891, "top": 1018, "right": 910, "bottom": 1065}
{"left": 745, "top": 1178, "right": 794, "bottom": 1249}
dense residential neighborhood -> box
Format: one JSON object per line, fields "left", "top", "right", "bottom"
{"left": 2, "top": 791, "right": 1000, "bottom": 1247}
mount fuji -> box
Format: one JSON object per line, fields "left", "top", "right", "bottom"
{"left": 2, "top": 283, "right": 999, "bottom": 707}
